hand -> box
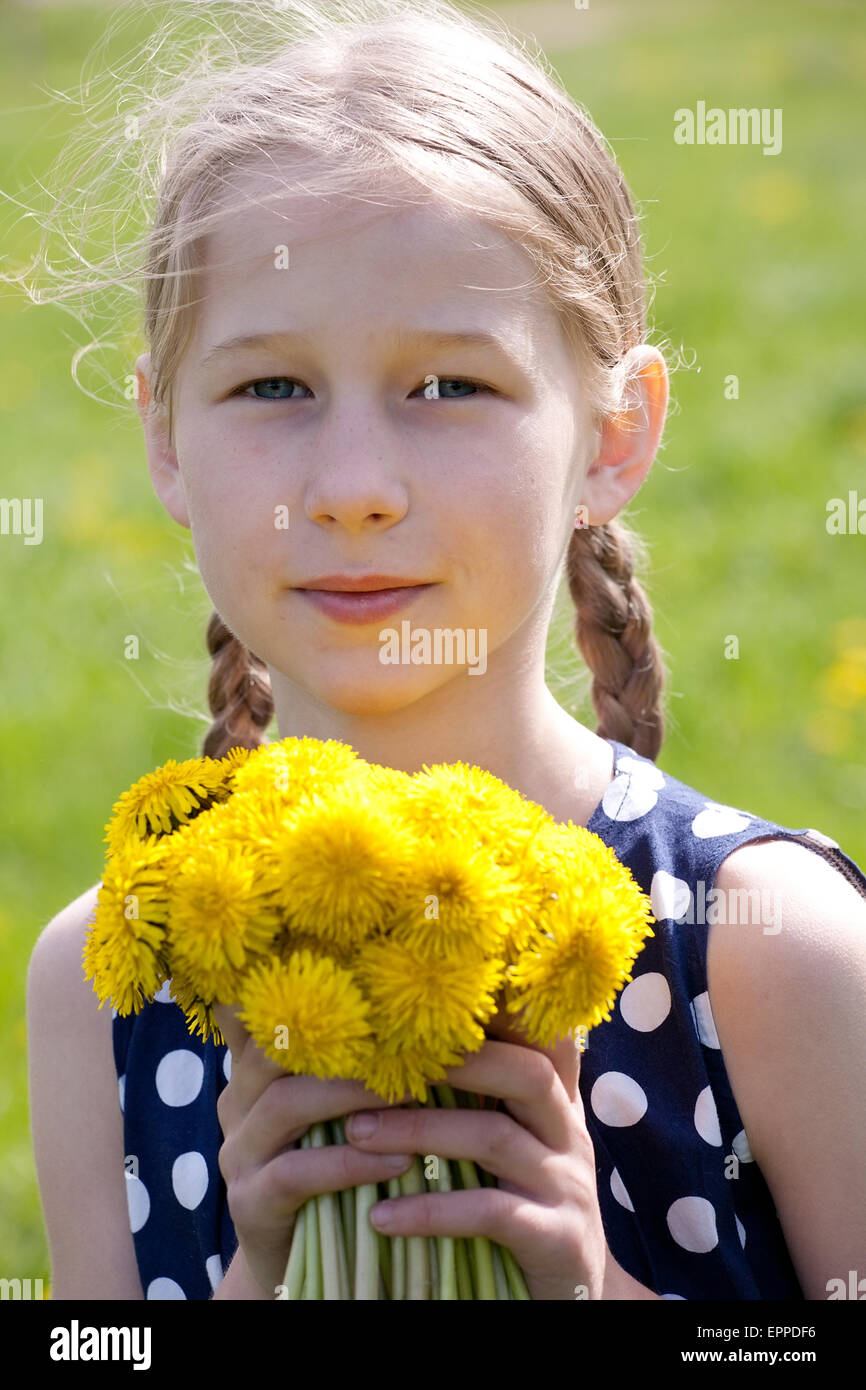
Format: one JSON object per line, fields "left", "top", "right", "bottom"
{"left": 213, "top": 1003, "right": 416, "bottom": 1298}
{"left": 344, "top": 1007, "right": 609, "bottom": 1300}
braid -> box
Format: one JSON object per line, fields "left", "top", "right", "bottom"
{"left": 201, "top": 610, "right": 274, "bottom": 760}
{"left": 566, "top": 520, "right": 667, "bottom": 761}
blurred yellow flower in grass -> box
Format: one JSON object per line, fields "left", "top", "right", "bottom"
{"left": 82, "top": 838, "right": 173, "bottom": 1015}
{"left": 238, "top": 949, "right": 375, "bottom": 1076}
{"left": 103, "top": 756, "right": 233, "bottom": 858}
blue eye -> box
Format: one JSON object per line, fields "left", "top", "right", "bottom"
{"left": 413, "top": 378, "right": 488, "bottom": 399}
{"left": 243, "top": 378, "right": 304, "bottom": 399}
{"left": 238, "top": 375, "right": 490, "bottom": 400}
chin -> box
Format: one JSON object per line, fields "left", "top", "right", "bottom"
{"left": 307, "top": 666, "right": 452, "bottom": 717}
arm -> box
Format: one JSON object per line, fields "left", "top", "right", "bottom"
{"left": 211, "top": 1246, "right": 272, "bottom": 1300}
{"left": 26, "top": 883, "right": 144, "bottom": 1299}
{"left": 707, "top": 838, "right": 866, "bottom": 1300}
{"left": 603, "top": 1249, "right": 662, "bottom": 1300}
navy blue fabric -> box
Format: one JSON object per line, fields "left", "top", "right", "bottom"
{"left": 113, "top": 737, "right": 866, "bottom": 1299}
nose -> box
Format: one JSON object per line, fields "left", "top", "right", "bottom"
{"left": 302, "top": 402, "right": 411, "bottom": 534}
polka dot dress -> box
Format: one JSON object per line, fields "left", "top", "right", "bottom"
{"left": 113, "top": 738, "right": 866, "bottom": 1300}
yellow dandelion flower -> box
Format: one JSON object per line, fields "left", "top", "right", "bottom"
{"left": 229, "top": 736, "right": 365, "bottom": 806}
{"left": 237, "top": 950, "right": 375, "bottom": 1078}
{"left": 402, "top": 761, "right": 553, "bottom": 859}
{"left": 364, "top": 1038, "right": 465, "bottom": 1105}
{"left": 166, "top": 838, "right": 284, "bottom": 1002}
{"left": 355, "top": 936, "right": 504, "bottom": 1061}
{"left": 389, "top": 830, "right": 522, "bottom": 960}
{"left": 267, "top": 788, "right": 421, "bottom": 951}
{"left": 167, "top": 974, "right": 225, "bottom": 1046}
{"left": 103, "top": 757, "right": 229, "bottom": 859}
{"left": 82, "top": 839, "right": 173, "bottom": 1015}
{"left": 360, "top": 763, "right": 414, "bottom": 801}
{"left": 497, "top": 820, "right": 612, "bottom": 957}
{"left": 503, "top": 864, "right": 656, "bottom": 1044}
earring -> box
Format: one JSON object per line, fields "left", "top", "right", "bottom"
{"left": 574, "top": 505, "right": 589, "bottom": 530}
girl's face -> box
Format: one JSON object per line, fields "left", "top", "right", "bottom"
{"left": 139, "top": 164, "right": 664, "bottom": 722}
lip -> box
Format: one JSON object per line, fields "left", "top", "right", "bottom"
{"left": 296, "top": 583, "right": 434, "bottom": 625}
{"left": 297, "top": 574, "right": 429, "bottom": 592}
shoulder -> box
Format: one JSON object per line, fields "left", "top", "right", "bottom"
{"left": 705, "top": 836, "right": 866, "bottom": 1299}
{"left": 27, "top": 882, "right": 144, "bottom": 1299}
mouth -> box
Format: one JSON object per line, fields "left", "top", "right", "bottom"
{"left": 294, "top": 581, "right": 435, "bottom": 625}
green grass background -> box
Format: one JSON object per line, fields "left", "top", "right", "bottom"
{"left": 1, "top": 0, "right": 864, "bottom": 1284}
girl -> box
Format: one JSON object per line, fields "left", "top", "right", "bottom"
{"left": 25, "top": 0, "right": 866, "bottom": 1302}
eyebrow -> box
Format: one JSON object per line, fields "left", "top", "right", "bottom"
{"left": 200, "top": 327, "right": 520, "bottom": 368}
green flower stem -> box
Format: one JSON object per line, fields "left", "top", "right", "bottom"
{"left": 424, "top": 1089, "right": 457, "bottom": 1300}
{"left": 454, "top": 1234, "right": 473, "bottom": 1298}
{"left": 377, "top": 1219, "right": 393, "bottom": 1297}
{"left": 399, "top": 1157, "right": 430, "bottom": 1299}
{"left": 501, "top": 1245, "right": 532, "bottom": 1300}
{"left": 387, "top": 1177, "right": 406, "bottom": 1299}
{"left": 354, "top": 1183, "right": 380, "bottom": 1299}
{"left": 332, "top": 1118, "right": 356, "bottom": 1277}
{"left": 310, "top": 1123, "right": 344, "bottom": 1299}
{"left": 490, "top": 1239, "right": 510, "bottom": 1299}
{"left": 301, "top": 1138, "right": 321, "bottom": 1299}
{"left": 433, "top": 1085, "right": 496, "bottom": 1299}
{"left": 434, "top": 1157, "right": 457, "bottom": 1299}
{"left": 282, "top": 1200, "right": 307, "bottom": 1300}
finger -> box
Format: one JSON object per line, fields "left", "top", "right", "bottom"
{"left": 231, "top": 1071, "right": 419, "bottom": 1168}
{"left": 345, "top": 1105, "right": 556, "bottom": 1201}
{"left": 485, "top": 1004, "right": 583, "bottom": 1098}
{"left": 229, "top": 1142, "right": 415, "bottom": 1231}
{"left": 365, "top": 1184, "right": 565, "bottom": 1274}
{"left": 439, "top": 1039, "right": 580, "bottom": 1153}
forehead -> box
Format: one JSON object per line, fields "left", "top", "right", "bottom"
{"left": 189, "top": 158, "right": 565, "bottom": 359}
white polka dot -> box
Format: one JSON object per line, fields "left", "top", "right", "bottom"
{"left": 735, "top": 1214, "right": 746, "bottom": 1249}
{"left": 154, "top": 979, "right": 174, "bottom": 1003}
{"left": 172, "top": 1151, "right": 209, "bottom": 1211}
{"left": 620, "top": 971, "right": 671, "bottom": 1032}
{"left": 691, "top": 802, "right": 752, "bottom": 838}
{"left": 111, "top": 1006, "right": 118, "bottom": 1020}
{"left": 118, "top": 1075, "right": 125, "bottom": 1114}
{"left": 661, "top": 1292, "right": 686, "bottom": 1300}
{"left": 694, "top": 1086, "right": 722, "bottom": 1146}
{"left": 602, "top": 757, "right": 665, "bottom": 822}
{"left": 667, "top": 1196, "right": 719, "bottom": 1253}
{"left": 146, "top": 1277, "right": 187, "bottom": 1300}
{"left": 223, "top": 1049, "right": 232, "bottom": 1083}
{"left": 732, "top": 1129, "right": 754, "bottom": 1163}
{"left": 125, "top": 1175, "right": 150, "bottom": 1234}
{"left": 804, "top": 827, "right": 839, "bottom": 849}
{"left": 690, "top": 992, "right": 720, "bottom": 1049}
{"left": 206, "top": 1255, "right": 225, "bottom": 1293}
{"left": 155, "top": 1050, "right": 204, "bottom": 1107}
{"left": 590, "top": 1071, "right": 648, "bottom": 1127}
{"left": 610, "top": 1167, "right": 635, "bottom": 1211}
{"left": 651, "top": 869, "right": 692, "bottom": 922}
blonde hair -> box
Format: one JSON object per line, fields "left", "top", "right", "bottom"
{"left": 17, "top": 0, "right": 671, "bottom": 761}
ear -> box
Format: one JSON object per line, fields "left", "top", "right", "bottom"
{"left": 580, "top": 345, "right": 668, "bottom": 526}
{"left": 135, "top": 352, "right": 190, "bottom": 530}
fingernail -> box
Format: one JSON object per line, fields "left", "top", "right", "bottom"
{"left": 348, "top": 1112, "right": 379, "bottom": 1139}
{"left": 371, "top": 1201, "right": 393, "bottom": 1227}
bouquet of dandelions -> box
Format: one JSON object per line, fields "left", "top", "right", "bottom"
{"left": 84, "top": 736, "right": 655, "bottom": 1300}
